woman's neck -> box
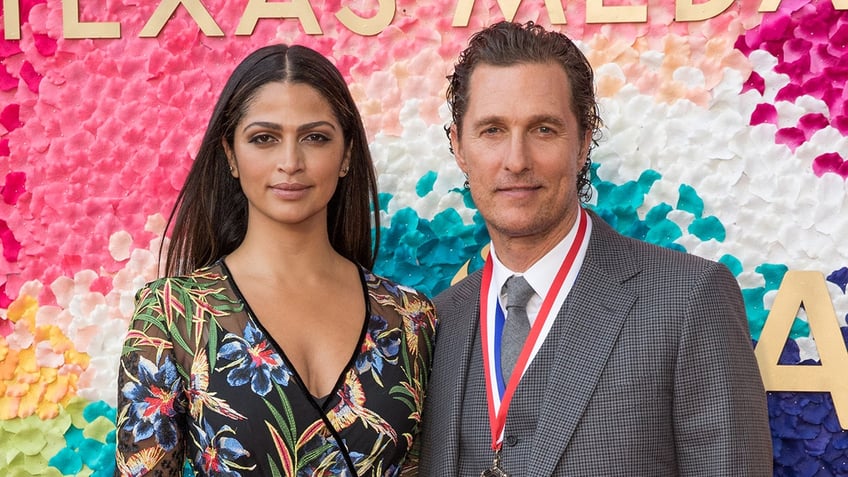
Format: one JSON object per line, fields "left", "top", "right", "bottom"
{"left": 226, "top": 220, "right": 347, "bottom": 284}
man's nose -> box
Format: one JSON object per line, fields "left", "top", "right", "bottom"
{"left": 504, "top": 133, "right": 531, "bottom": 173}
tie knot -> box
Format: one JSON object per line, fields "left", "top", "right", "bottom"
{"left": 504, "top": 275, "right": 535, "bottom": 311}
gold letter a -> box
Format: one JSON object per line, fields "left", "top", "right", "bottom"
{"left": 755, "top": 271, "right": 848, "bottom": 430}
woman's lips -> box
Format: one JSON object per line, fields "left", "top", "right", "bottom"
{"left": 270, "top": 182, "right": 309, "bottom": 199}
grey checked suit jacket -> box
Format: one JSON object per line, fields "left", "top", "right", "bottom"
{"left": 419, "top": 210, "right": 773, "bottom": 476}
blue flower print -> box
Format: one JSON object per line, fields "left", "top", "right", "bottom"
{"left": 217, "top": 320, "right": 292, "bottom": 395}
{"left": 385, "top": 463, "right": 401, "bottom": 477}
{"left": 193, "top": 420, "right": 253, "bottom": 476}
{"left": 121, "top": 354, "right": 184, "bottom": 451}
{"left": 355, "top": 315, "right": 402, "bottom": 381}
{"left": 296, "top": 436, "right": 364, "bottom": 477}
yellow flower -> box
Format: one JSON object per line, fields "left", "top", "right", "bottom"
{"left": 1, "top": 294, "right": 89, "bottom": 419}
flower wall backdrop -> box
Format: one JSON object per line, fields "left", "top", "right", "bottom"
{"left": 1, "top": 0, "right": 847, "bottom": 474}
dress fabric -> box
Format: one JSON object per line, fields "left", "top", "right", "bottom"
{"left": 116, "top": 262, "right": 437, "bottom": 477}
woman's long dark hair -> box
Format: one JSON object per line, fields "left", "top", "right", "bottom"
{"left": 163, "top": 44, "right": 380, "bottom": 276}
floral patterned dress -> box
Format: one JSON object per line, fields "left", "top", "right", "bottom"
{"left": 116, "top": 262, "right": 437, "bottom": 477}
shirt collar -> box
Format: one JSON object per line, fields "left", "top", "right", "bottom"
{"left": 490, "top": 209, "right": 591, "bottom": 302}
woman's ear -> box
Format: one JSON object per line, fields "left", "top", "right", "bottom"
{"left": 340, "top": 144, "right": 352, "bottom": 177}
{"left": 222, "top": 138, "right": 238, "bottom": 178}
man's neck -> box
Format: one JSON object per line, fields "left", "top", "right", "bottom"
{"left": 489, "top": 206, "right": 585, "bottom": 273}
{"left": 492, "top": 238, "right": 559, "bottom": 273}
{"left": 492, "top": 231, "right": 573, "bottom": 273}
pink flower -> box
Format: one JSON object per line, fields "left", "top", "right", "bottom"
{"left": 812, "top": 152, "right": 848, "bottom": 178}
{"left": 738, "top": 0, "right": 848, "bottom": 162}
{"left": 751, "top": 103, "right": 778, "bottom": 126}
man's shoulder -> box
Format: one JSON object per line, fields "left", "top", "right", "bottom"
{"left": 589, "top": 212, "right": 721, "bottom": 276}
{"left": 433, "top": 269, "right": 482, "bottom": 312}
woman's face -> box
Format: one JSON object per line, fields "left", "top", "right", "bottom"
{"left": 225, "top": 81, "right": 350, "bottom": 233}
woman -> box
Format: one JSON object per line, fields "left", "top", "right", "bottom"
{"left": 116, "top": 44, "right": 437, "bottom": 477}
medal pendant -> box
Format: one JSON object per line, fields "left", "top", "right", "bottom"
{"left": 481, "top": 452, "right": 509, "bottom": 477}
{"left": 481, "top": 468, "right": 509, "bottom": 477}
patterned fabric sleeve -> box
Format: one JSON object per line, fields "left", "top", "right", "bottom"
{"left": 115, "top": 280, "right": 190, "bottom": 477}
{"left": 399, "top": 284, "right": 439, "bottom": 474}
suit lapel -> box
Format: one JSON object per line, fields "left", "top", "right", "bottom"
{"left": 528, "top": 214, "right": 639, "bottom": 474}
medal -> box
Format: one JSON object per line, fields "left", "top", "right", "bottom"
{"left": 478, "top": 208, "right": 589, "bottom": 476}
{"left": 481, "top": 450, "right": 509, "bottom": 477}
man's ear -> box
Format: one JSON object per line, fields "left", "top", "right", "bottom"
{"left": 450, "top": 124, "right": 467, "bottom": 174}
{"left": 578, "top": 129, "right": 592, "bottom": 170}
{"left": 222, "top": 138, "right": 238, "bottom": 178}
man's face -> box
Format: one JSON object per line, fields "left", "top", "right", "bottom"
{"left": 451, "top": 62, "right": 590, "bottom": 250}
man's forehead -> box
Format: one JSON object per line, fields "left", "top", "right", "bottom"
{"left": 462, "top": 62, "right": 574, "bottom": 121}
{"left": 467, "top": 60, "right": 570, "bottom": 81}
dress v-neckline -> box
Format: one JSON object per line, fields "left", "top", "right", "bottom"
{"left": 218, "top": 259, "right": 371, "bottom": 409}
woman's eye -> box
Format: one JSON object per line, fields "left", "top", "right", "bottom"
{"left": 249, "top": 133, "right": 276, "bottom": 144}
{"left": 303, "top": 133, "right": 330, "bottom": 143}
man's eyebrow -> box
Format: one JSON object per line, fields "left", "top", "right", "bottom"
{"left": 468, "top": 114, "right": 569, "bottom": 129}
{"left": 467, "top": 115, "right": 506, "bottom": 130}
{"left": 528, "top": 114, "right": 568, "bottom": 127}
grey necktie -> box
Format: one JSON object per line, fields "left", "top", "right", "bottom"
{"left": 501, "top": 275, "right": 535, "bottom": 382}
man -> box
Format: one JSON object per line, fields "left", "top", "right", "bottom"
{"left": 419, "top": 21, "right": 773, "bottom": 476}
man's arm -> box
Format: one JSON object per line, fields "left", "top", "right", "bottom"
{"left": 673, "top": 262, "right": 773, "bottom": 475}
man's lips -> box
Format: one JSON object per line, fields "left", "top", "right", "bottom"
{"left": 497, "top": 184, "right": 541, "bottom": 192}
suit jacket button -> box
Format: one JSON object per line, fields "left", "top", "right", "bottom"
{"left": 505, "top": 435, "right": 518, "bottom": 447}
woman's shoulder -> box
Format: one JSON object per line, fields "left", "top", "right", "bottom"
{"left": 362, "top": 268, "right": 432, "bottom": 304}
{"left": 136, "top": 262, "right": 231, "bottom": 300}
{"left": 362, "top": 268, "right": 437, "bottom": 327}
{"left": 132, "top": 262, "right": 242, "bottom": 331}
